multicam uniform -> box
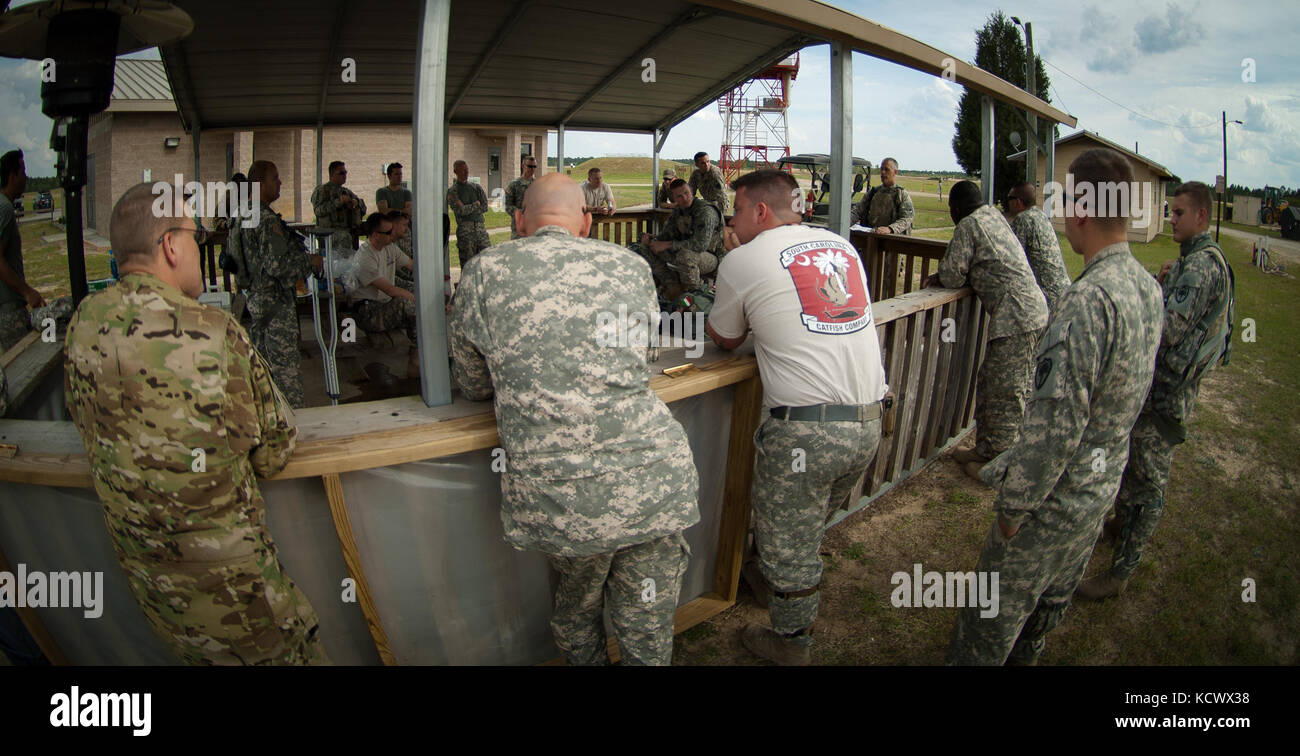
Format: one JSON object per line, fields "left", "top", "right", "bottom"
{"left": 0, "top": 193, "right": 31, "bottom": 351}
{"left": 939, "top": 204, "right": 1049, "bottom": 459}
{"left": 946, "top": 242, "right": 1163, "bottom": 665}
{"left": 855, "top": 184, "right": 914, "bottom": 234}
{"left": 448, "top": 179, "right": 490, "bottom": 267}
{"left": 630, "top": 199, "right": 722, "bottom": 290}
{"left": 689, "top": 164, "right": 729, "bottom": 213}
{"left": 449, "top": 225, "right": 699, "bottom": 665}
{"left": 710, "top": 224, "right": 888, "bottom": 649}
{"left": 503, "top": 176, "right": 534, "bottom": 239}
{"left": 245, "top": 201, "right": 313, "bottom": 408}
{"left": 1010, "top": 206, "right": 1071, "bottom": 315}
{"left": 63, "top": 272, "right": 328, "bottom": 665}
{"left": 1110, "top": 231, "right": 1234, "bottom": 581}
{"left": 311, "top": 182, "right": 366, "bottom": 253}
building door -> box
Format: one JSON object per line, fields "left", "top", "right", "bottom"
{"left": 487, "top": 147, "right": 501, "bottom": 195}
{"left": 86, "top": 155, "right": 96, "bottom": 229}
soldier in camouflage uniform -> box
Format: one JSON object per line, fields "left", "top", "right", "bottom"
{"left": 853, "top": 157, "right": 914, "bottom": 234}
{"left": 689, "top": 152, "right": 729, "bottom": 213}
{"left": 1077, "top": 181, "right": 1235, "bottom": 600}
{"left": 503, "top": 156, "right": 538, "bottom": 239}
{"left": 709, "top": 170, "right": 888, "bottom": 665}
{"left": 629, "top": 179, "right": 722, "bottom": 294}
{"left": 450, "top": 173, "right": 699, "bottom": 666}
{"left": 927, "top": 181, "right": 1048, "bottom": 480}
{"left": 1, "top": 150, "right": 44, "bottom": 352}
{"left": 656, "top": 169, "right": 676, "bottom": 208}
{"left": 246, "top": 161, "right": 324, "bottom": 409}
{"left": 946, "top": 149, "right": 1163, "bottom": 665}
{"left": 311, "top": 161, "right": 366, "bottom": 254}
{"left": 448, "top": 160, "right": 491, "bottom": 268}
{"left": 63, "top": 183, "right": 328, "bottom": 665}
{"left": 1007, "top": 182, "right": 1071, "bottom": 314}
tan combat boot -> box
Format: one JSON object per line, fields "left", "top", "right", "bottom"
{"left": 740, "top": 624, "right": 811, "bottom": 666}
{"left": 1074, "top": 573, "right": 1128, "bottom": 601}
{"left": 963, "top": 461, "right": 988, "bottom": 484}
{"left": 951, "top": 447, "right": 990, "bottom": 466}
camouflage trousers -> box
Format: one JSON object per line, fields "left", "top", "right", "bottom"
{"left": 455, "top": 220, "right": 490, "bottom": 268}
{"left": 247, "top": 288, "right": 305, "bottom": 408}
{"left": 946, "top": 506, "right": 1101, "bottom": 665}
{"left": 124, "top": 551, "right": 329, "bottom": 666}
{"left": 752, "top": 416, "right": 882, "bottom": 645}
{"left": 545, "top": 531, "right": 690, "bottom": 666}
{"left": 0, "top": 301, "right": 31, "bottom": 353}
{"left": 354, "top": 295, "right": 417, "bottom": 343}
{"left": 974, "top": 330, "right": 1042, "bottom": 459}
{"left": 1110, "top": 412, "right": 1178, "bottom": 580}
{"left": 630, "top": 244, "right": 718, "bottom": 290}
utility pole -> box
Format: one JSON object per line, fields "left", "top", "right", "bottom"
{"left": 1012, "top": 18, "right": 1037, "bottom": 190}
{"left": 1220, "top": 112, "right": 1243, "bottom": 243}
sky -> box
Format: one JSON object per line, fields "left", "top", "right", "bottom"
{"left": 2, "top": 0, "right": 1297, "bottom": 189}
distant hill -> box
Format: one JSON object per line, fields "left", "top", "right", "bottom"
{"left": 569, "top": 157, "right": 692, "bottom": 177}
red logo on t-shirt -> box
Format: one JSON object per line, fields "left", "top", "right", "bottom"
{"left": 781, "top": 239, "right": 872, "bottom": 334}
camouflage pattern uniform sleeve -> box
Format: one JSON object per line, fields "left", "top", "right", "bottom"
{"left": 471, "top": 184, "right": 490, "bottom": 216}
{"left": 887, "top": 187, "right": 915, "bottom": 235}
{"left": 311, "top": 184, "right": 341, "bottom": 218}
{"left": 668, "top": 203, "right": 720, "bottom": 256}
{"left": 257, "top": 214, "right": 313, "bottom": 289}
{"left": 1160, "top": 239, "right": 1227, "bottom": 353}
{"left": 449, "top": 261, "right": 494, "bottom": 401}
{"left": 987, "top": 288, "right": 1103, "bottom": 527}
{"left": 504, "top": 179, "right": 524, "bottom": 216}
{"left": 224, "top": 317, "right": 298, "bottom": 477}
{"left": 938, "top": 216, "right": 976, "bottom": 288}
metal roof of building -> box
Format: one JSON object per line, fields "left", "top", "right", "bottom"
{"left": 109, "top": 58, "right": 176, "bottom": 111}
{"left": 1009, "top": 130, "right": 1173, "bottom": 178}
{"left": 156, "top": 0, "right": 1076, "bottom": 133}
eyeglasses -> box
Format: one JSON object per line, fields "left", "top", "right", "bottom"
{"left": 156, "top": 225, "right": 209, "bottom": 246}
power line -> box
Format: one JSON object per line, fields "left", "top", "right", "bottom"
{"left": 1041, "top": 58, "right": 1220, "bottom": 130}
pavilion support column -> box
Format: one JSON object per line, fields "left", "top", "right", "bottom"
{"left": 980, "top": 96, "right": 995, "bottom": 206}
{"left": 413, "top": 0, "right": 453, "bottom": 406}
{"left": 315, "top": 123, "right": 323, "bottom": 192}
{"left": 828, "top": 41, "right": 853, "bottom": 238}
{"left": 556, "top": 124, "right": 565, "bottom": 176}
{"left": 652, "top": 129, "right": 660, "bottom": 207}
{"left": 1043, "top": 124, "right": 1057, "bottom": 218}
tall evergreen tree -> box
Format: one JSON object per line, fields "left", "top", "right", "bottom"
{"left": 951, "top": 11, "right": 1052, "bottom": 204}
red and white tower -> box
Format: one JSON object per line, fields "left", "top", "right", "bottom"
{"left": 718, "top": 53, "right": 800, "bottom": 184}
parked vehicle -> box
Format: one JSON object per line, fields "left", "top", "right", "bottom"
{"left": 776, "top": 153, "right": 871, "bottom": 225}
{"left": 34, "top": 191, "right": 53, "bottom": 212}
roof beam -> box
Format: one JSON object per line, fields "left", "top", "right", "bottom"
{"left": 315, "top": 0, "right": 349, "bottom": 126}
{"left": 560, "top": 5, "right": 712, "bottom": 125}
{"left": 158, "top": 43, "right": 200, "bottom": 133}
{"left": 655, "top": 34, "right": 808, "bottom": 133}
{"left": 446, "top": 0, "right": 535, "bottom": 121}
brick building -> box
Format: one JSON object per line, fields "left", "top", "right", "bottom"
{"left": 88, "top": 59, "right": 547, "bottom": 236}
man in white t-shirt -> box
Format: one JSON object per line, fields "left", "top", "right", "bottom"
{"left": 351, "top": 212, "right": 417, "bottom": 377}
{"left": 707, "top": 169, "right": 889, "bottom": 665}
{"left": 580, "top": 167, "right": 616, "bottom": 217}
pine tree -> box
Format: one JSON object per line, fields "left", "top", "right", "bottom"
{"left": 951, "top": 11, "right": 1052, "bottom": 203}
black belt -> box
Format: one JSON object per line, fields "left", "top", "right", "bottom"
{"left": 769, "top": 402, "right": 882, "bottom": 423}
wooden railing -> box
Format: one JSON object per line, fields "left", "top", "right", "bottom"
{"left": 589, "top": 209, "right": 665, "bottom": 245}
{"left": 852, "top": 231, "right": 949, "bottom": 301}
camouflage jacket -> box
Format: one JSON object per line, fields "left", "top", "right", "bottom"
{"left": 503, "top": 177, "right": 534, "bottom": 237}
{"left": 245, "top": 202, "right": 313, "bottom": 295}
{"left": 981, "top": 243, "right": 1163, "bottom": 527}
{"left": 939, "top": 204, "right": 1049, "bottom": 339}
{"left": 311, "top": 182, "right": 366, "bottom": 233}
{"left": 447, "top": 180, "right": 488, "bottom": 224}
{"left": 689, "top": 164, "right": 729, "bottom": 213}
{"left": 1010, "top": 206, "right": 1071, "bottom": 315}
{"left": 1145, "top": 231, "right": 1234, "bottom": 434}
{"left": 656, "top": 199, "right": 723, "bottom": 257}
{"left": 64, "top": 272, "right": 299, "bottom": 565}
{"left": 449, "top": 225, "right": 700, "bottom": 556}
{"left": 857, "top": 184, "right": 914, "bottom": 234}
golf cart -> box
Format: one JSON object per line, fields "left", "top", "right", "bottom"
{"left": 776, "top": 153, "right": 872, "bottom": 226}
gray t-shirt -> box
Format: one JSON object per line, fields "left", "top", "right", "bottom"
{"left": 376, "top": 186, "right": 412, "bottom": 214}
{"left": 0, "top": 194, "right": 23, "bottom": 306}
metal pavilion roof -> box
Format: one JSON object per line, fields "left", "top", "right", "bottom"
{"left": 155, "top": 0, "right": 1076, "bottom": 134}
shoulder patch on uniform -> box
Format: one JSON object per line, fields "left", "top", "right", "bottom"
{"left": 1035, "top": 356, "right": 1053, "bottom": 390}
{"left": 1174, "top": 284, "right": 1190, "bottom": 303}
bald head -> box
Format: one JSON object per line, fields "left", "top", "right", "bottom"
{"left": 518, "top": 173, "right": 591, "bottom": 237}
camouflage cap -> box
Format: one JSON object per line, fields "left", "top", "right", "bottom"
{"left": 663, "top": 170, "right": 675, "bottom": 178}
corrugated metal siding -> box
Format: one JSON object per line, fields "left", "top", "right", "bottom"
{"left": 111, "top": 58, "right": 173, "bottom": 102}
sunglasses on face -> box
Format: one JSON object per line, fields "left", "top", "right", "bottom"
{"left": 156, "top": 225, "right": 209, "bottom": 246}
